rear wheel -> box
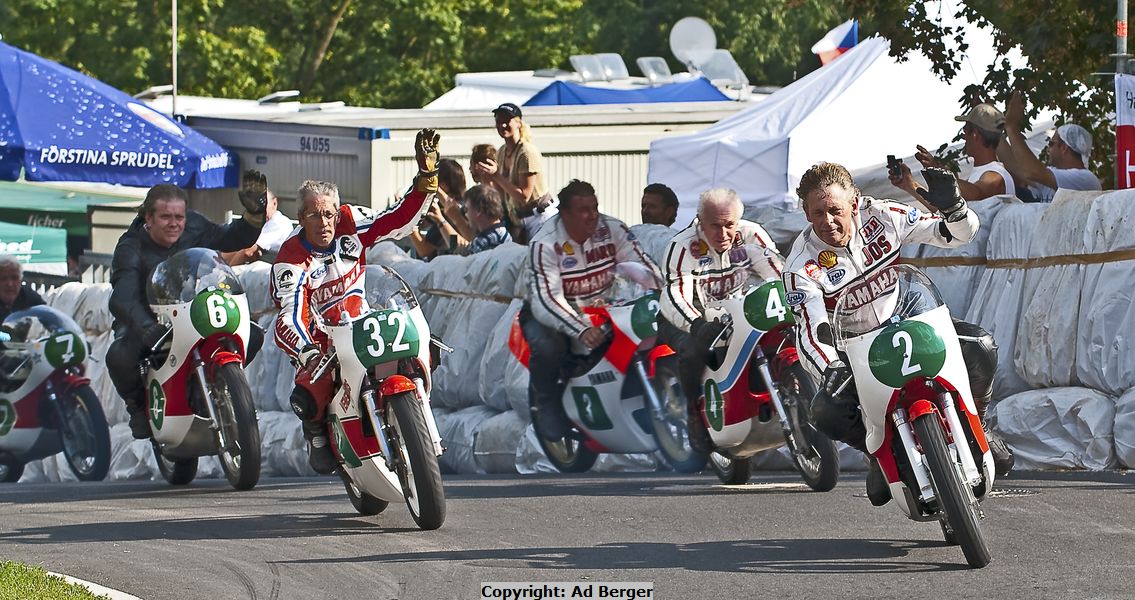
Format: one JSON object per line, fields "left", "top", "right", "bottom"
{"left": 0, "top": 460, "right": 24, "bottom": 482}
{"left": 387, "top": 392, "right": 446, "bottom": 530}
{"left": 914, "top": 411, "right": 991, "bottom": 568}
{"left": 337, "top": 470, "right": 389, "bottom": 516}
{"left": 710, "top": 452, "right": 752, "bottom": 484}
{"left": 211, "top": 363, "right": 261, "bottom": 491}
{"left": 649, "top": 357, "right": 707, "bottom": 473}
{"left": 58, "top": 385, "right": 111, "bottom": 481}
{"left": 153, "top": 442, "right": 198, "bottom": 485}
{"left": 778, "top": 364, "right": 839, "bottom": 492}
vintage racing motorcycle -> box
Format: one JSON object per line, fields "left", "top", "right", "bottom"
{"left": 143, "top": 248, "right": 261, "bottom": 490}
{"left": 698, "top": 277, "right": 839, "bottom": 490}
{"left": 0, "top": 307, "right": 110, "bottom": 482}
{"left": 312, "top": 266, "right": 447, "bottom": 530}
{"left": 833, "top": 263, "right": 994, "bottom": 568}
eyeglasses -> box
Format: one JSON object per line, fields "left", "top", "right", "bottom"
{"left": 303, "top": 210, "right": 339, "bottom": 222}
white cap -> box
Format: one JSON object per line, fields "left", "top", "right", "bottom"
{"left": 1056, "top": 124, "right": 1092, "bottom": 159}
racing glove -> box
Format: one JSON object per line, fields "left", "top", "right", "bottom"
{"left": 413, "top": 129, "right": 441, "bottom": 195}
{"left": 690, "top": 317, "right": 727, "bottom": 351}
{"left": 238, "top": 169, "right": 269, "bottom": 227}
{"left": 920, "top": 167, "right": 967, "bottom": 222}
{"left": 820, "top": 359, "right": 854, "bottom": 398}
{"left": 296, "top": 343, "right": 322, "bottom": 371}
{"left": 142, "top": 322, "right": 170, "bottom": 351}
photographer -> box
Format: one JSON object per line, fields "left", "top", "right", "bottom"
{"left": 409, "top": 158, "right": 469, "bottom": 260}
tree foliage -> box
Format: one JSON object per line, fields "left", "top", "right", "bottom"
{"left": 844, "top": 0, "right": 1119, "bottom": 185}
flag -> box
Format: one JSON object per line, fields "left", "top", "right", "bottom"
{"left": 811, "top": 19, "right": 858, "bottom": 65}
{"left": 1116, "top": 74, "right": 1135, "bottom": 188}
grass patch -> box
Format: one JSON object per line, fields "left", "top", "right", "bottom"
{"left": 0, "top": 561, "right": 110, "bottom": 600}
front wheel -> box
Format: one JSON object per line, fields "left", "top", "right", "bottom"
{"left": 387, "top": 392, "right": 446, "bottom": 530}
{"left": 211, "top": 363, "right": 261, "bottom": 491}
{"left": 0, "top": 460, "right": 24, "bottom": 483}
{"left": 58, "top": 384, "right": 111, "bottom": 481}
{"left": 778, "top": 364, "right": 839, "bottom": 492}
{"left": 338, "top": 470, "right": 389, "bottom": 516}
{"left": 710, "top": 451, "right": 752, "bottom": 484}
{"left": 648, "top": 357, "right": 707, "bottom": 473}
{"left": 153, "top": 442, "right": 198, "bottom": 485}
{"left": 914, "top": 411, "right": 991, "bottom": 568}
{"left": 536, "top": 432, "right": 599, "bottom": 474}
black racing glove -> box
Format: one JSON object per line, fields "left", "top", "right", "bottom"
{"left": 413, "top": 128, "right": 441, "bottom": 195}
{"left": 920, "top": 167, "right": 966, "bottom": 221}
{"left": 690, "top": 317, "right": 727, "bottom": 351}
{"left": 820, "top": 359, "right": 854, "bottom": 397}
{"left": 142, "top": 322, "right": 170, "bottom": 351}
{"left": 238, "top": 169, "right": 269, "bottom": 227}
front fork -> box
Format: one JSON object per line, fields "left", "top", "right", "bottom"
{"left": 751, "top": 348, "right": 803, "bottom": 454}
{"left": 362, "top": 376, "right": 445, "bottom": 474}
{"left": 633, "top": 359, "right": 666, "bottom": 420}
{"left": 191, "top": 347, "right": 230, "bottom": 453}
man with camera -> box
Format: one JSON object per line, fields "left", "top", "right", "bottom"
{"left": 784, "top": 162, "right": 1014, "bottom": 506}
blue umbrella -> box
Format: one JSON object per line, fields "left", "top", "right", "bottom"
{"left": 0, "top": 41, "right": 238, "bottom": 188}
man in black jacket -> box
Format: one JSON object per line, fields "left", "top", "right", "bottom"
{"left": 0, "top": 255, "right": 46, "bottom": 322}
{"left": 106, "top": 171, "right": 272, "bottom": 439}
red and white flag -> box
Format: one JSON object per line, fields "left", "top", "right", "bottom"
{"left": 1117, "top": 74, "right": 1135, "bottom": 188}
{"left": 812, "top": 19, "right": 859, "bottom": 65}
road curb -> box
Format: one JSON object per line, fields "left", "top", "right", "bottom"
{"left": 48, "top": 571, "right": 142, "bottom": 600}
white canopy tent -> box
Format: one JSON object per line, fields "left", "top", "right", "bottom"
{"left": 648, "top": 33, "right": 1009, "bottom": 226}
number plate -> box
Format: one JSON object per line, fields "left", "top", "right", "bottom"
{"left": 350, "top": 309, "right": 420, "bottom": 367}
{"left": 743, "top": 280, "right": 794, "bottom": 331}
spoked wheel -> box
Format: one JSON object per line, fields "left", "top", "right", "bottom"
{"left": 387, "top": 392, "right": 446, "bottom": 530}
{"left": 0, "top": 460, "right": 24, "bottom": 483}
{"left": 536, "top": 430, "right": 600, "bottom": 474}
{"left": 337, "top": 470, "right": 389, "bottom": 516}
{"left": 710, "top": 451, "right": 752, "bottom": 484}
{"left": 57, "top": 385, "right": 111, "bottom": 481}
{"left": 211, "top": 363, "right": 261, "bottom": 491}
{"left": 649, "top": 357, "right": 707, "bottom": 473}
{"left": 152, "top": 441, "right": 198, "bottom": 485}
{"left": 914, "top": 411, "right": 991, "bottom": 568}
{"left": 778, "top": 363, "right": 839, "bottom": 492}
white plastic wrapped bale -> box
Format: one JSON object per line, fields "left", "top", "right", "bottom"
{"left": 73, "top": 283, "right": 114, "bottom": 333}
{"left": 474, "top": 242, "right": 529, "bottom": 298}
{"left": 1075, "top": 189, "right": 1135, "bottom": 396}
{"left": 480, "top": 300, "right": 526, "bottom": 412}
{"left": 515, "top": 427, "right": 659, "bottom": 474}
{"left": 245, "top": 313, "right": 294, "bottom": 413}
{"left": 367, "top": 241, "right": 428, "bottom": 290}
{"left": 907, "top": 197, "right": 1014, "bottom": 318}
{"left": 86, "top": 330, "right": 127, "bottom": 426}
{"left": 501, "top": 312, "right": 533, "bottom": 416}
{"left": 1015, "top": 190, "right": 1104, "bottom": 388}
{"left": 992, "top": 387, "right": 1117, "bottom": 470}
{"left": 434, "top": 405, "right": 496, "bottom": 474}
{"left": 473, "top": 409, "right": 528, "bottom": 474}
{"left": 43, "top": 282, "right": 84, "bottom": 322}
{"left": 964, "top": 202, "right": 1048, "bottom": 399}
{"left": 746, "top": 205, "right": 808, "bottom": 255}
{"left": 234, "top": 261, "right": 274, "bottom": 317}
{"left": 417, "top": 256, "right": 488, "bottom": 410}
{"left": 1112, "top": 387, "right": 1135, "bottom": 468}
{"left": 628, "top": 223, "right": 682, "bottom": 266}
{"left": 256, "top": 410, "right": 311, "bottom": 477}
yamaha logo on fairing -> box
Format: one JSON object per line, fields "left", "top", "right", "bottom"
{"left": 588, "top": 371, "right": 616, "bottom": 385}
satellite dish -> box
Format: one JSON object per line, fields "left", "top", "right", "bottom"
{"left": 669, "top": 17, "right": 716, "bottom": 67}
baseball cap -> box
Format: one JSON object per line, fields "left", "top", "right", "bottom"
{"left": 492, "top": 102, "right": 522, "bottom": 120}
{"left": 1056, "top": 124, "right": 1093, "bottom": 158}
{"left": 954, "top": 103, "right": 1005, "bottom": 133}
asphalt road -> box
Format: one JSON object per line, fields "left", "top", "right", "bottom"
{"left": 1, "top": 470, "right": 1133, "bottom": 600}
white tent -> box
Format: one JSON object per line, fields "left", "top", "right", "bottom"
{"left": 648, "top": 35, "right": 1000, "bottom": 225}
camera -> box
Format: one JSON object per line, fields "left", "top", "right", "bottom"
{"left": 886, "top": 155, "right": 903, "bottom": 178}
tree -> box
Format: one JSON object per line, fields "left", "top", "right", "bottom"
{"left": 843, "top": 0, "right": 1118, "bottom": 186}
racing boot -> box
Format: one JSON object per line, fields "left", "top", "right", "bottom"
{"left": 302, "top": 419, "right": 337, "bottom": 475}
{"left": 976, "top": 394, "right": 1014, "bottom": 477}
{"left": 685, "top": 398, "right": 713, "bottom": 454}
{"left": 124, "top": 396, "right": 152, "bottom": 440}
{"left": 865, "top": 457, "right": 891, "bottom": 507}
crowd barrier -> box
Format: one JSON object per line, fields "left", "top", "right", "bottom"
{"left": 16, "top": 188, "right": 1135, "bottom": 481}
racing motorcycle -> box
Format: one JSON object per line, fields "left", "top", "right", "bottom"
{"left": 510, "top": 267, "right": 705, "bottom": 474}
{"left": 314, "top": 266, "right": 446, "bottom": 530}
{"left": 833, "top": 263, "right": 994, "bottom": 569}
{"left": 698, "top": 277, "right": 839, "bottom": 490}
{"left": 0, "top": 307, "right": 110, "bottom": 482}
{"left": 143, "top": 248, "right": 261, "bottom": 490}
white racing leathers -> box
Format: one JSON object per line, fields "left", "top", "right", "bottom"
{"left": 660, "top": 219, "right": 785, "bottom": 332}
{"left": 783, "top": 197, "right": 979, "bottom": 379}
{"left": 527, "top": 214, "right": 662, "bottom": 336}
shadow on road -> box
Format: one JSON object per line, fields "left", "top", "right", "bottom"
{"left": 278, "top": 537, "right": 969, "bottom": 574}
{"left": 441, "top": 472, "right": 827, "bottom": 500}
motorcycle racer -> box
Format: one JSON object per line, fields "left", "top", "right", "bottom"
{"left": 271, "top": 129, "right": 440, "bottom": 474}
{"left": 783, "top": 162, "right": 1013, "bottom": 506}
{"left": 658, "top": 188, "right": 784, "bottom": 452}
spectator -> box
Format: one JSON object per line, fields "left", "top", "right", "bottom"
{"left": 0, "top": 254, "right": 45, "bottom": 322}
{"left": 473, "top": 103, "right": 554, "bottom": 244}
{"left": 998, "top": 91, "right": 1100, "bottom": 202}
{"left": 641, "top": 183, "right": 679, "bottom": 227}
{"left": 409, "top": 158, "right": 470, "bottom": 260}
{"left": 469, "top": 144, "right": 497, "bottom": 185}
{"left": 222, "top": 186, "right": 294, "bottom": 266}
{"left": 463, "top": 184, "right": 512, "bottom": 254}
{"left": 890, "top": 103, "right": 1015, "bottom": 207}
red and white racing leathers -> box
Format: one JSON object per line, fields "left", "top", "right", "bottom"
{"left": 272, "top": 191, "right": 429, "bottom": 361}
{"left": 783, "top": 197, "right": 978, "bottom": 378}
{"left": 527, "top": 214, "right": 662, "bottom": 336}
{"left": 660, "top": 219, "right": 784, "bottom": 332}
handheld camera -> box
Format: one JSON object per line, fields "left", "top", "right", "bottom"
{"left": 886, "top": 155, "right": 903, "bottom": 178}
